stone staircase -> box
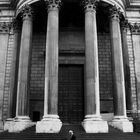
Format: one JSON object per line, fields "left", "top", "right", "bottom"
{"left": 0, "top": 125, "right": 140, "bottom": 140}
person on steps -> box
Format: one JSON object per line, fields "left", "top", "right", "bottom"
{"left": 69, "top": 130, "right": 76, "bottom": 140}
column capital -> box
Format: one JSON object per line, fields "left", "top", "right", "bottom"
{"left": 110, "top": 5, "right": 122, "bottom": 21}
{"left": 0, "top": 22, "right": 11, "bottom": 34}
{"left": 129, "top": 23, "right": 140, "bottom": 34}
{"left": 20, "top": 4, "right": 33, "bottom": 21}
{"left": 12, "top": 18, "right": 21, "bottom": 32}
{"left": 82, "top": 0, "right": 99, "bottom": 12}
{"left": 44, "top": 0, "right": 61, "bottom": 11}
{"left": 120, "top": 19, "right": 130, "bottom": 32}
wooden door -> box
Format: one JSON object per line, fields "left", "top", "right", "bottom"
{"left": 58, "top": 65, "right": 84, "bottom": 124}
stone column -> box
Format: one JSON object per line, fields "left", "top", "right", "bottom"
{"left": 36, "top": 0, "right": 62, "bottom": 133}
{"left": 121, "top": 20, "right": 133, "bottom": 118}
{"left": 82, "top": 0, "right": 108, "bottom": 133}
{"left": 109, "top": 6, "right": 133, "bottom": 132}
{"left": 7, "top": 4, "right": 33, "bottom": 132}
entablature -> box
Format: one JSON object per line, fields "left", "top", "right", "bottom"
{"left": 11, "top": 0, "right": 126, "bottom": 16}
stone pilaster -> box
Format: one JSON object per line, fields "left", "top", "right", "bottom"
{"left": 7, "top": 4, "right": 34, "bottom": 132}
{"left": 130, "top": 23, "right": 140, "bottom": 120}
{"left": 129, "top": 23, "right": 140, "bottom": 132}
{"left": 109, "top": 6, "right": 133, "bottom": 132}
{"left": 82, "top": 0, "right": 108, "bottom": 133}
{"left": 0, "top": 22, "right": 11, "bottom": 132}
{"left": 36, "top": 0, "right": 62, "bottom": 133}
{"left": 4, "top": 19, "right": 21, "bottom": 131}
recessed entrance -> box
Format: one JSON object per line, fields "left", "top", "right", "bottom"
{"left": 58, "top": 64, "right": 84, "bottom": 124}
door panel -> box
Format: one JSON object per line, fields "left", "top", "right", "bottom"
{"left": 58, "top": 65, "right": 84, "bottom": 124}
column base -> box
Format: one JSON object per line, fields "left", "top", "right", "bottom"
{"left": 109, "top": 116, "right": 133, "bottom": 132}
{"left": 6, "top": 116, "right": 34, "bottom": 133}
{"left": 82, "top": 115, "right": 108, "bottom": 133}
{"left": 0, "top": 120, "right": 4, "bottom": 132}
{"left": 4, "top": 118, "right": 14, "bottom": 131}
{"left": 36, "top": 115, "right": 62, "bottom": 133}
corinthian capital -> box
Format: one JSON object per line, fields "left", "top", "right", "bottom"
{"left": 129, "top": 23, "right": 140, "bottom": 34}
{"left": 0, "top": 22, "right": 11, "bottom": 33}
{"left": 44, "top": 0, "right": 61, "bottom": 10}
{"left": 110, "top": 5, "right": 122, "bottom": 20}
{"left": 20, "top": 4, "right": 33, "bottom": 20}
{"left": 82, "top": 0, "right": 99, "bottom": 11}
{"left": 120, "top": 20, "right": 129, "bottom": 31}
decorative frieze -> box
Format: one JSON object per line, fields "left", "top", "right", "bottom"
{"left": 0, "top": 22, "right": 11, "bottom": 33}
{"left": 44, "top": 0, "right": 62, "bottom": 10}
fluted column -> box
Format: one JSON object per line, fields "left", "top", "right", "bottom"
{"left": 9, "top": 20, "right": 21, "bottom": 118}
{"left": 36, "top": 0, "right": 62, "bottom": 133}
{"left": 7, "top": 5, "right": 34, "bottom": 132}
{"left": 109, "top": 6, "right": 133, "bottom": 132}
{"left": 16, "top": 4, "right": 32, "bottom": 119}
{"left": 121, "top": 20, "right": 133, "bottom": 117}
{"left": 82, "top": 0, "right": 108, "bottom": 133}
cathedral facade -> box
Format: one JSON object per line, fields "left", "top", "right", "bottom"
{"left": 0, "top": 0, "right": 140, "bottom": 133}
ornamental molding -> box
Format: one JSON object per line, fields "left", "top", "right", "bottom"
{"left": 126, "top": 0, "right": 140, "bottom": 7}
{"left": 0, "top": 22, "right": 11, "bottom": 33}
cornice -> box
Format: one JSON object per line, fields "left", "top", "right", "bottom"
{"left": 126, "top": 0, "right": 140, "bottom": 7}
{"left": 0, "top": 0, "right": 11, "bottom": 9}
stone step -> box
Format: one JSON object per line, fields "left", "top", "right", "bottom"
{"left": 0, "top": 125, "right": 140, "bottom": 140}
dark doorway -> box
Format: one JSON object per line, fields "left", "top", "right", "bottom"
{"left": 32, "top": 111, "right": 40, "bottom": 122}
{"left": 58, "top": 65, "right": 84, "bottom": 124}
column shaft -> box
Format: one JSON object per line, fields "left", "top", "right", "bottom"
{"left": 109, "top": 6, "right": 133, "bottom": 132}
{"left": 121, "top": 21, "right": 133, "bottom": 116}
{"left": 82, "top": 0, "right": 108, "bottom": 133}
{"left": 110, "top": 10, "right": 126, "bottom": 117}
{"left": 85, "top": 5, "right": 100, "bottom": 117}
{"left": 16, "top": 6, "right": 32, "bottom": 117}
{"left": 44, "top": 7, "right": 59, "bottom": 116}
{"left": 36, "top": 1, "right": 62, "bottom": 133}
{"left": 8, "top": 21, "right": 21, "bottom": 118}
